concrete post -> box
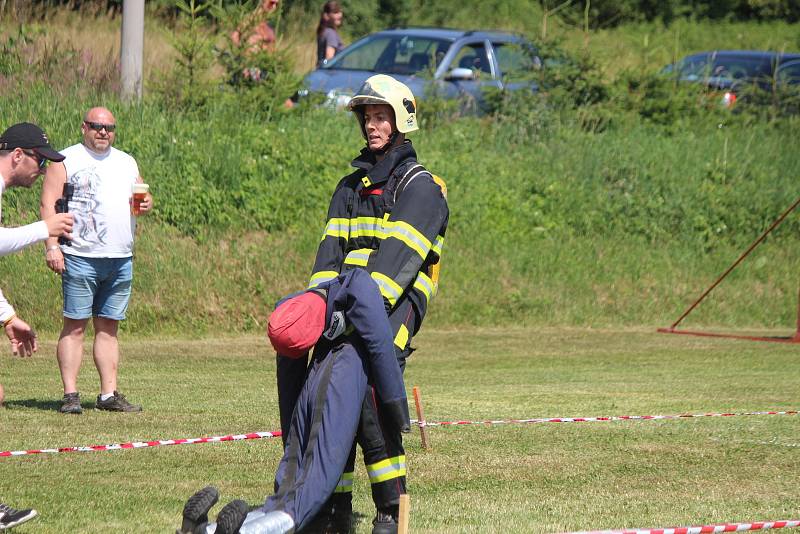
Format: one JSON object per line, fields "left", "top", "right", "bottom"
{"left": 120, "top": 0, "right": 145, "bottom": 101}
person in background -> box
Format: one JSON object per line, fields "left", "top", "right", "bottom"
{"left": 231, "top": 0, "right": 280, "bottom": 52}
{"left": 230, "top": 0, "right": 295, "bottom": 108}
{"left": 0, "top": 121, "right": 75, "bottom": 531}
{"left": 40, "top": 107, "right": 152, "bottom": 415}
{"left": 316, "top": 1, "right": 344, "bottom": 67}
{"left": 0, "top": 122, "right": 73, "bottom": 407}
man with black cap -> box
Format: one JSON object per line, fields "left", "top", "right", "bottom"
{"left": 0, "top": 121, "right": 74, "bottom": 530}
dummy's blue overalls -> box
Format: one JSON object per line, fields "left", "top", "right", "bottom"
{"left": 260, "top": 269, "right": 409, "bottom": 530}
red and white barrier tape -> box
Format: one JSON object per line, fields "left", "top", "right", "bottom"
{"left": 562, "top": 519, "right": 800, "bottom": 534}
{"left": 0, "top": 430, "right": 280, "bottom": 458}
{"left": 2, "top": 409, "right": 796, "bottom": 458}
{"left": 412, "top": 410, "right": 798, "bottom": 428}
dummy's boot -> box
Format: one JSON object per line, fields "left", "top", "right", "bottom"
{"left": 215, "top": 500, "right": 249, "bottom": 534}
{"left": 177, "top": 486, "right": 219, "bottom": 534}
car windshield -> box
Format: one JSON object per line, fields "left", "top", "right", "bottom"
{"left": 323, "top": 34, "right": 452, "bottom": 76}
{"left": 675, "top": 54, "right": 776, "bottom": 82}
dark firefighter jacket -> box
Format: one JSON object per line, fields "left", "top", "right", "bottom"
{"left": 308, "top": 141, "right": 449, "bottom": 336}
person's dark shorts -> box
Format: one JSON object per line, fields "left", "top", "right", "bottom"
{"left": 62, "top": 254, "right": 133, "bottom": 321}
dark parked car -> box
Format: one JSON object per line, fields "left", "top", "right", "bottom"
{"left": 662, "top": 50, "right": 800, "bottom": 106}
{"left": 298, "top": 27, "right": 541, "bottom": 110}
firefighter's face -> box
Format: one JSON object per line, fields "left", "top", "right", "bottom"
{"left": 363, "top": 104, "right": 395, "bottom": 152}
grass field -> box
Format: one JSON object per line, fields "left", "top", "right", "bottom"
{"left": 0, "top": 327, "right": 797, "bottom": 533}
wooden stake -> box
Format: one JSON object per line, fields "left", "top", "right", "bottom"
{"left": 398, "top": 493, "right": 410, "bottom": 534}
{"left": 412, "top": 386, "right": 429, "bottom": 450}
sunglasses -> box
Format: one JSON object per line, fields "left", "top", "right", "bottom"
{"left": 84, "top": 121, "right": 116, "bottom": 132}
{"left": 22, "top": 149, "right": 48, "bottom": 170}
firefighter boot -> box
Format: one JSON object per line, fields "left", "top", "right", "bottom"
{"left": 324, "top": 493, "right": 352, "bottom": 534}
{"left": 371, "top": 506, "right": 398, "bottom": 534}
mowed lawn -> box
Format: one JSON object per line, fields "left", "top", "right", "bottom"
{"left": 0, "top": 327, "right": 798, "bottom": 533}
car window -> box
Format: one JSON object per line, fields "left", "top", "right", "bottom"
{"left": 492, "top": 41, "right": 540, "bottom": 82}
{"left": 710, "top": 55, "right": 774, "bottom": 81}
{"left": 451, "top": 43, "right": 492, "bottom": 76}
{"left": 777, "top": 61, "right": 800, "bottom": 85}
{"left": 326, "top": 35, "right": 449, "bottom": 76}
{"left": 675, "top": 55, "right": 710, "bottom": 81}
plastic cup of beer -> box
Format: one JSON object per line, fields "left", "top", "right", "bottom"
{"left": 132, "top": 183, "right": 149, "bottom": 215}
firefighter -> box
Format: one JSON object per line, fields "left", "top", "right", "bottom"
{"left": 276, "top": 74, "right": 449, "bottom": 533}
{"left": 177, "top": 269, "right": 410, "bottom": 534}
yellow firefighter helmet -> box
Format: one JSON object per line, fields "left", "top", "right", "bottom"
{"left": 348, "top": 74, "right": 419, "bottom": 140}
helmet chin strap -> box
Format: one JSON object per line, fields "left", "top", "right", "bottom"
{"left": 368, "top": 130, "right": 400, "bottom": 155}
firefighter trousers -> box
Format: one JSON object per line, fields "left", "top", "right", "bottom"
{"left": 331, "top": 299, "right": 417, "bottom": 511}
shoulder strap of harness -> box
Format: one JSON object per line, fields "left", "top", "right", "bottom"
{"left": 393, "top": 163, "right": 432, "bottom": 203}
{"left": 431, "top": 174, "right": 447, "bottom": 199}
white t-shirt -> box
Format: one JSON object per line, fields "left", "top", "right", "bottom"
{"left": 0, "top": 175, "right": 50, "bottom": 323}
{"left": 60, "top": 143, "right": 139, "bottom": 258}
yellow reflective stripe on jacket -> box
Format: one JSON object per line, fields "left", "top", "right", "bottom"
{"left": 431, "top": 234, "right": 444, "bottom": 257}
{"left": 366, "top": 455, "right": 407, "bottom": 484}
{"left": 334, "top": 471, "right": 354, "bottom": 493}
{"left": 384, "top": 219, "right": 432, "bottom": 259}
{"left": 322, "top": 218, "right": 350, "bottom": 241}
{"left": 350, "top": 216, "right": 385, "bottom": 239}
{"left": 308, "top": 271, "right": 339, "bottom": 289}
{"left": 394, "top": 324, "right": 409, "bottom": 349}
{"left": 371, "top": 272, "right": 402, "bottom": 306}
{"left": 413, "top": 270, "right": 435, "bottom": 304}
{"left": 343, "top": 248, "right": 372, "bottom": 267}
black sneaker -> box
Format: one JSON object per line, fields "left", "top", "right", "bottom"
{"left": 95, "top": 391, "right": 142, "bottom": 412}
{"left": 215, "top": 499, "right": 248, "bottom": 534}
{"left": 177, "top": 486, "right": 219, "bottom": 534}
{"left": 371, "top": 506, "right": 398, "bottom": 534}
{"left": 59, "top": 392, "right": 82, "bottom": 414}
{"left": 0, "top": 502, "right": 38, "bottom": 530}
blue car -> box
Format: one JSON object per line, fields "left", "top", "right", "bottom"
{"left": 298, "top": 27, "right": 541, "bottom": 110}
{"left": 662, "top": 50, "right": 800, "bottom": 107}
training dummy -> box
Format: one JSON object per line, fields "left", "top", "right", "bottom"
{"left": 176, "top": 268, "right": 409, "bottom": 534}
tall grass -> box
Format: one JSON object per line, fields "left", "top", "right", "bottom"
{"left": 1, "top": 11, "right": 800, "bottom": 335}
{"left": 2, "top": 98, "right": 799, "bottom": 334}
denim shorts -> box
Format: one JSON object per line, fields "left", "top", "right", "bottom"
{"left": 62, "top": 254, "right": 133, "bottom": 321}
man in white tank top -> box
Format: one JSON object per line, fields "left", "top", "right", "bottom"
{"left": 40, "top": 107, "right": 152, "bottom": 414}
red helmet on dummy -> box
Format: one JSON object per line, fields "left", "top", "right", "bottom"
{"left": 268, "top": 292, "right": 327, "bottom": 358}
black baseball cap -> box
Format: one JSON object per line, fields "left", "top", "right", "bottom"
{"left": 0, "top": 122, "right": 65, "bottom": 162}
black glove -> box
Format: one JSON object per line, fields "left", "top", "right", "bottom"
{"left": 380, "top": 399, "right": 411, "bottom": 434}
